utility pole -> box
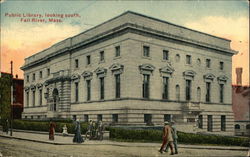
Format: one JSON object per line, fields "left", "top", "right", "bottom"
{"left": 10, "top": 61, "right": 13, "bottom": 136}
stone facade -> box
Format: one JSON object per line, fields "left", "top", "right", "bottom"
{"left": 21, "top": 11, "right": 237, "bottom": 135}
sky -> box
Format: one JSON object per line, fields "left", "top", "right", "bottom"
{"left": 0, "top": 0, "right": 249, "bottom": 85}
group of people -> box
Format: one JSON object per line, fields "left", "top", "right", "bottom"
{"left": 159, "top": 121, "right": 178, "bottom": 155}
{"left": 85, "top": 120, "right": 104, "bottom": 140}
{"left": 48, "top": 119, "right": 104, "bottom": 144}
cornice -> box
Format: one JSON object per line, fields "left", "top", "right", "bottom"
{"left": 21, "top": 23, "right": 236, "bottom": 70}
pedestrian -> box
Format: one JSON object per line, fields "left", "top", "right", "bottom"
{"left": 62, "top": 124, "right": 68, "bottom": 136}
{"left": 85, "top": 120, "right": 94, "bottom": 140}
{"left": 49, "top": 120, "right": 56, "bottom": 140}
{"left": 6, "top": 119, "right": 9, "bottom": 135}
{"left": 97, "top": 121, "right": 104, "bottom": 140}
{"left": 165, "top": 121, "right": 178, "bottom": 154}
{"left": 159, "top": 121, "right": 174, "bottom": 155}
{"left": 73, "top": 119, "right": 84, "bottom": 143}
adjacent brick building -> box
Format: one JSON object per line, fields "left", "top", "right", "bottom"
{"left": 0, "top": 72, "right": 24, "bottom": 119}
{"left": 21, "top": 11, "right": 237, "bottom": 135}
{"left": 232, "top": 68, "right": 250, "bottom": 136}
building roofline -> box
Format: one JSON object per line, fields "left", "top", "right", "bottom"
{"left": 73, "top": 11, "right": 231, "bottom": 42}
{"left": 123, "top": 11, "right": 231, "bottom": 42}
{"left": 25, "top": 10, "right": 232, "bottom": 61}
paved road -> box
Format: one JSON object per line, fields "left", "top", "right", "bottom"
{"left": 0, "top": 137, "right": 249, "bottom": 157}
{"left": 0, "top": 130, "right": 249, "bottom": 157}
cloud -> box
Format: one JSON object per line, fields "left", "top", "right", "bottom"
{"left": 1, "top": 23, "right": 82, "bottom": 78}
{"left": 185, "top": 16, "right": 249, "bottom": 85}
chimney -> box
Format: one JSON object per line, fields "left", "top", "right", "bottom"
{"left": 236, "top": 67, "right": 243, "bottom": 85}
{"left": 10, "top": 61, "right": 13, "bottom": 76}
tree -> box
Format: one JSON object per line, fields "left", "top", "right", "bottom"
{"left": 0, "top": 73, "right": 12, "bottom": 131}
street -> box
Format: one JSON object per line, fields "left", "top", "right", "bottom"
{"left": 0, "top": 137, "right": 248, "bottom": 157}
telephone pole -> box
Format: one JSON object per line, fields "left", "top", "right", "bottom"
{"left": 10, "top": 61, "right": 13, "bottom": 136}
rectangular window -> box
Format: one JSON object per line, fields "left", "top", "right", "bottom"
{"left": 220, "top": 61, "right": 224, "bottom": 70}
{"left": 186, "top": 55, "right": 191, "bottom": 64}
{"left": 207, "top": 115, "right": 213, "bottom": 132}
{"left": 163, "top": 50, "right": 169, "bottom": 60}
{"left": 75, "top": 82, "right": 79, "bottom": 102}
{"left": 206, "top": 59, "right": 211, "bottom": 68}
{"left": 112, "top": 114, "right": 118, "bottom": 123}
{"left": 115, "top": 74, "right": 121, "bottom": 98}
{"left": 164, "top": 114, "right": 171, "bottom": 122}
{"left": 186, "top": 80, "right": 191, "bottom": 101}
{"left": 86, "top": 55, "right": 91, "bottom": 65}
{"left": 47, "top": 68, "right": 50, "bottom": 76}
{"left": 75, "top": 59, "right": 79, "bottom": 68}
{"left": 219, "top": 84, "right": 224, "bottom": 103}
{"left": 39, "top": 89, "right": 42, "bottom": 106}
{"left": 39, "top": 71, "right": 43, "bottom": 79}
{"left": 143, "top": 46, "right": 150, "bottom": 57}
{"left": 115, "top": 46, "right": 120, "bottom": 57}
{"left": 144, "top": 114, "right": 152, "bottom": 125}
{"left": 221, "top": 115, "right": 226, "bottom": 131}
{"left": 97, "top": 114, "right": 102, "bottom": 122}
{"left": 162, "top": 77, "right": 169, "bottom": 100}
{"left": 86, "top": 80, "right": 91, "bottom": 101}
{"left": 84, "top": 115, "right": 89, "bottom": 122}
{"left": 33, "top": 73, "right": 35, "bottom": 81}
{"left": 100, "top": 51, "right": 104, "bottom": 61}
{"left": 32, "top": 91, "right": 35, "bottom": 106}
{"left": 100, "top": 77, "right": 105, "bottom": 100}
{"left": 198, "top": 115, "right": 203, "bottom": 129}
{"left": 27, "top": 75, "right": 29, "bottom": 82}
{"left": 26, "top": 92, "right": 29, "bottom": 107}
{"left": 206, "top": 82, "right": 211, "bottom": 102}
{"left": 142, "top": 74, "right": 150, "bottom": 98}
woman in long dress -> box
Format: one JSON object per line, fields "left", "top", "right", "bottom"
{"left": 49, "top": 120, "right": 56, "bottom": 140}
{"left": 73, "top": 119, "right": 84, "bottom": 143}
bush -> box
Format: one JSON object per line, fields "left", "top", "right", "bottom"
{"left": 107, "top": 127, "right": 250, "bottom": 147}
{"left": 12, "top": 120, "right": 88, "bottom": 134}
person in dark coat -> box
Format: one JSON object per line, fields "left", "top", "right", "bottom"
{"left": 73, "top": 119, "right": 84, "bottom": 143}
{"left": 49, "top": 120, "right": 56, "bottom": 140}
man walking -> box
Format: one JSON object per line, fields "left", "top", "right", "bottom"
{"left": 165, "top": 121, "right": 178, "bottom": 154}
{"left": 159, "top": 121, "right": 174, "bottom": 155}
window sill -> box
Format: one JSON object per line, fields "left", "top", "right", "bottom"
{"left": 114, "top": 56, "right": 121, "bottom": 60}
{"left": 142, "top": 56, "right": 151, "bottom": 60}
{"left": 99, "top": 60, "right": 105, "bottom": 64}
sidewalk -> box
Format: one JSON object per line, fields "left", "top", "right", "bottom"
{"left": 0, "top": 129, "right": 249, "bottom": 151}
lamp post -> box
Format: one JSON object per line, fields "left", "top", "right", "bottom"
{"left": 10, "top": 61, "right": 13, "bottom": 136}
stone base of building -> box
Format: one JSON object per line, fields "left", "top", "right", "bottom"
{"left": 21, "top": 100, "right": 234, "bottom": 135}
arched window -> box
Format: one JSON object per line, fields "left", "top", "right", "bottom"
{"left": 235, "top": 124, "right": 240, "bottom": 129}
{"left": 246, "top": 124, "right": 250, "bottom": 129}
{"left": 176, "top": 85, "right": 180, "bottom": 101}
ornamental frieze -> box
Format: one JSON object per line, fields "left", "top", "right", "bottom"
{"left": 159, "top": 64, "right": 174, "bottom": 75}
{"left": 36, "top": 83, "right": 43, "bottom": 89}
{"left": 139, "top": 64, "right": 155, "bottom": 74}
{"left": 95, "top": 67, "right": 107, "bottom": 77}
{"left": 82, "top": 71, "right": 93, "bottom": 80}
{"left": 183, "top": 70, "right": 196, "bottom": 80}
{"left": 217, "top": 75, "right": 228, "bottom": 84}
{"left": 71, "top": 73, "right": 81, "bottom": 81}
{"left": 109, "top": 63, "right": 124, "bottom": 74}
{"left": 30, "top": 84, "right": 36, "bottom": 91}
{"left": 203, "top": 73, "right": 215, "bottom": 82}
